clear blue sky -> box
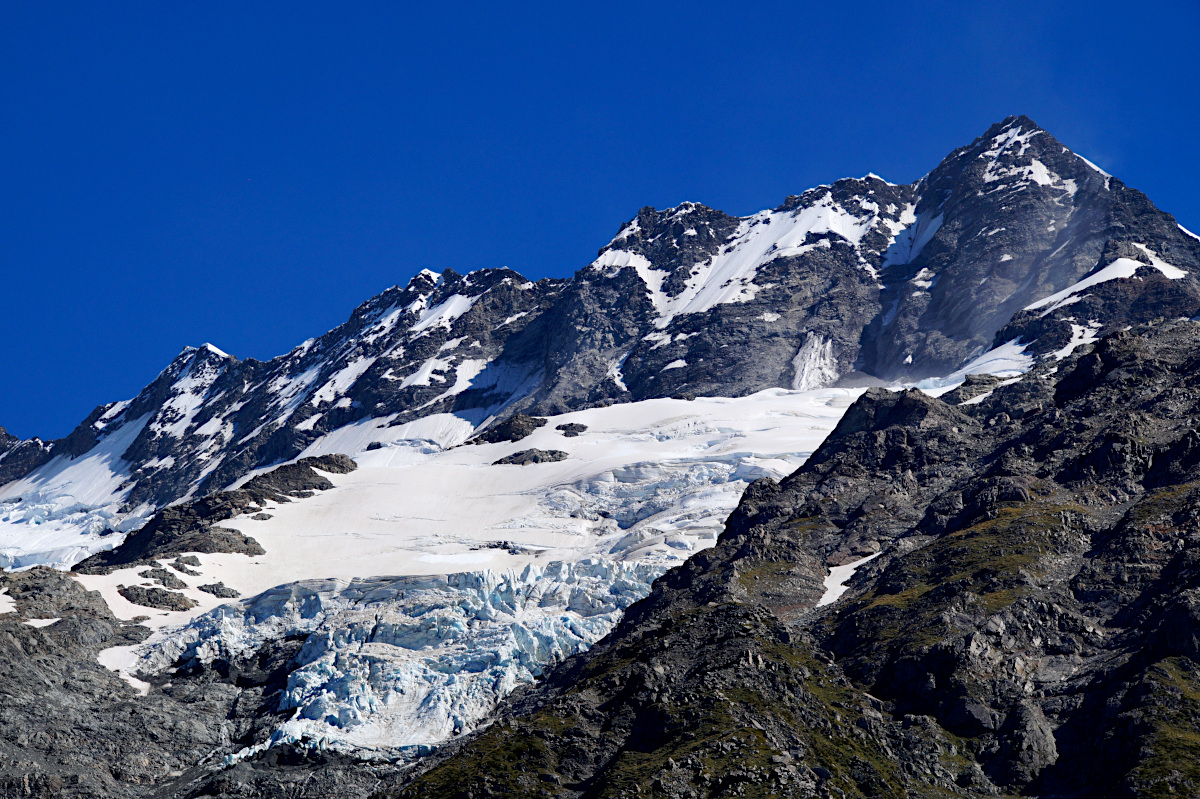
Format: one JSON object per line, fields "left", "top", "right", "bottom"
{"left": 3, "top": 1, "right": 1198, "bottom": 439}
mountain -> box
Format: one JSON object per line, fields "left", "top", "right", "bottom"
{"left": 864, "top": 116, "right": 1200, "bottom": 377}
{"left": 2, "top": 116, "right": 1200, "bottom": 798}
{"left": 3, "top": 118, "right": 1197, "bottom": 573}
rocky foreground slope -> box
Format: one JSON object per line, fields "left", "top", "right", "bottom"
{"left": 384, "top": 319, "right": 1200, "bottom": 798}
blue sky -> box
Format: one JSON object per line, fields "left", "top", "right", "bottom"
{"left": 3, "top": 1, "right": 1198, "bottom": 438}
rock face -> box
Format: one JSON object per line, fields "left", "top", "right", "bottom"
{"left": 0, "top": 567, "right": 400, "bottom": 798}
{"left": 386, "top": 319, "right": 1200, "bottom": 798}
{"left": 861, "top": 115, "right": 1200, "bottom": 377}
{"left": 117, "top": 584, "right": 197, "bottom": 611}
{"left": 0, "top": 426, "right": 53, "bottom": 486}
{"left": 469, "top": 413, "right": 547, "bottom": 444}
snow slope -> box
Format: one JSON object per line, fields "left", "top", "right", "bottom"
{"left": 0, "top": 415, "right": 154, "bottom": 569}
{"left": 594, "top": 184, "right": 909, "bottom": 332}
{"left": 1026, "top": 248, "right": 1187, "bottom": 314}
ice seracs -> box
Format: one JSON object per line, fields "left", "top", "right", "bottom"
{"left": 791, "top": 333, "right": 838, "bottom": 391}
{"left": 0, "top": 413, "right": 153, "bottom": 569}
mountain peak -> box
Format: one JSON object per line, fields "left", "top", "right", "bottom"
{"left": 405, "top": 268, "right": 440, "bottom": 290}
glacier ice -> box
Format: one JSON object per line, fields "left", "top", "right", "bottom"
{"left": 137, "top": 559, "right": 663, "bottom": 760}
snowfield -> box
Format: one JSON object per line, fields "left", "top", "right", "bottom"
{"left": 4, "top": 346, "right": 1044, "bottom": 760}
{"left": 75, "top": 387, "right": 864, "bottom": 757}
{"left": 0, "top": 415, "right": 155, "bottom": 570}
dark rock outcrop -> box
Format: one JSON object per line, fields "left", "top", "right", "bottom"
{"left": 117, "top": 585, "right": 197, "bottom": 611}
{"left": 196, "top": 582, "right": 240, "bottom": 598}
{"left": 470, "top": 413, "right": 547, "bottom": 444}
{"left": 492, "top": 448, "right": 568, "bottom": 465}
{"left": 138, "top": 567, "right": 187, "bottom": 590}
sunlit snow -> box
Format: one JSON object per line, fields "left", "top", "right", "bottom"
{"left": 1026, "top": 249, "right": 1186, "bottom": 313}
{"left": 0, "top": 415, "right": 154, "bottom": 569}
{"left": 598, "top": 193, "right": 892, "bottom": 329}
{"left": 817, "top": 553, "right": 881, "bottom": 607}
{"left": 82, "top": 387, "right": 864, "bottom": 757}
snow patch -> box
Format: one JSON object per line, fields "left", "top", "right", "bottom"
{"left": 1026, "top": 250, "right": 1185, "bottom": 313}
{"left": 1052, "top": 322, "right": 1102, "bottom": 360}
{"left": 882, "top": 207, "right": 943, "bottom": 269}
{"left": 607, "top": 353, "right": 631, "bottom": 392}
{"left": 1075, "top": 153, "right": 1112, "bottom": 189}
{"left": 97, "top": 644, "right": 152, "bottom": 696}
{"left": 817, "top": 553, "right": 881, "bottom": 606}
{"left": 399, "top": 357, "right": 452, "bottom": 389}
{"left": 1133, "top": 243, "right": 1188, "bottom": 279}
{"left": 915, "top": 339, "right": 1033, "bottom": 397}
{"left": 409, "top": 294, "right": 479, "bottom": 335}
{"left": 311, "top": 356, "right": 377, "bottom": 406}
{"left": 419, "top": 358, "right": 492, "bottom": 408}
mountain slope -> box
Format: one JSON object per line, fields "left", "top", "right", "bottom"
{"left": 863, "top": 115, "right": 1200, "bottom": 378}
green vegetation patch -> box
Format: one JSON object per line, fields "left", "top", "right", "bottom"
{"left": 833, "top": 502, "right": 1087, "bottom": 652}
{"left": 1122, "top": 656, "right": 1200, "bottom": 798}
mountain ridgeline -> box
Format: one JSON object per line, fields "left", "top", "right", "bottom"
{"left": 2, "top": 115, "right": 1198, "bottom": 520}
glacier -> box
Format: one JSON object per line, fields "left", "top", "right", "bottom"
{"left": 84, "top": 387, "right": 864, "bottom": 759}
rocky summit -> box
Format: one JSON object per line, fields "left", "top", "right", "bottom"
{"left": 2, "top": 116, "right": 1200, "bottom": 798}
